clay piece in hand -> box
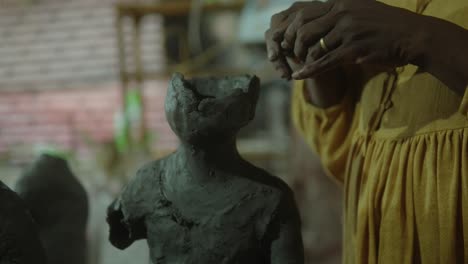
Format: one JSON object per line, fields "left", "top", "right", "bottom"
{"left": 15, "top": 154, "right": 89, "bottom": 264}
{"left": 0, "top": 181, "right": 46, "bottom": 264}
{"left": 107, "top": 73, "right": 304, "bottom": 264}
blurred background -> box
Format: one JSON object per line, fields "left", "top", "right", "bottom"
{"left": 0, "top": 0, "right": 342, "bottom": 263}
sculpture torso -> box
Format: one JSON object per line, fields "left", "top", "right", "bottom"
{"left": 117, "top": 154, "right": 286, "bottom": 264}
{"left": 107, "top": 73, "right": 304, "bottom": 264}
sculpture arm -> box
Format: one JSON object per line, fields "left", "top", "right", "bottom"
{"left": 107, "top": 198, "right": 147, "bottom": 250}
{"left": 107, "top": 161, "right": 161, "bottom": 250}
{"left": 269, "top": 194, "right": 304, "bottom": 264}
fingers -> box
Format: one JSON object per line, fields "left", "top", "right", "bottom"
{"left": 304, "top": 26, "right": 343, "bottom": 62}
{"left": 355, "top": 52, "right": 387, "bottom": 65}
{"left": 355, "top": 55, "right": 373, "bottom": 65}
{"left": 266, "top": 15, "right": 298, "bottom": 60}
{"left": 265, "top": 29, "right": 281, "bottom": 60}
{"left": 266, "top": 1, "right": 323, "bottom": 79}
{"left": 292, "top": 16, "right": 336, "bottom": 61}
{"left": 292, "top": 28, "right": 348, "bottom": 79}
{"left": 266, "top": 6, "right": 293, "bottom": 60}
{"left": 273, "top": 56, "right": 293, "bottom": 79}
{"left": 271, "top": 14, "right": 297, "bottom": 43}
{"left": 266, "top": 6, "right": 298, "bottom": 61}
{"left": 292, "top": 45, "right": 362, "bottom": 79}
{"left": 265, "top": 27, "right": 293, "bottom": 79}
{"left": 270, "top": 1, "right": 309, "bottom": 28}
{"left": 282, "top": 2, "right": 332, "bottom": 51}
{"left": 292, "top": 53, "right": 340, "bottom": 79}
{"left": 270, "top": 12, "right": 287, "bottom": 28}
{"left": 266, "top": 13, "right": 299, "bottom": 79}
{"left": 304, "top": 45, "right": 326, "bottom": 68}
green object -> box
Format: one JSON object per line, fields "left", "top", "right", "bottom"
{"left": 35, "top": 144, "right": 70, "bottom": 160}
{"left": 113, "top": 89, "right": 145, "bottom": 153}
{"left": 113, "top": 110, "right": 129, "bottom": 153}
{"left": 126, "top": 90, "right": 143, "bottom": 122}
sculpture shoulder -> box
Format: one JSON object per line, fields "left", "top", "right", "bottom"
{"left": 240, "top": 165, "right": 300, "bottom": 219}
{"left": 257, "top": 173, "right": 299, "bottom": 221}
{"left": 231, "top": 169, "right": 299, "bottom": 241}
{"left": 234, "top": 166, "right": 297, "bottom": 217}
{"left": 129, "top": 156, "right": 173, "bottom": 187}
{"left": 118, "top": 157, "right": 169, "bottom": 214}
{"left": 240, "top": 164, "right": 295, "bottom": 201}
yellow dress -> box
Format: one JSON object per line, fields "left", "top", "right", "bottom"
{"left": 291, "top": 0, "right": 468, "bottom": 263}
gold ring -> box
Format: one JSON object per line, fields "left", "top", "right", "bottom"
{"left": 320, "top": 38, "right": 329, "bottom": 52}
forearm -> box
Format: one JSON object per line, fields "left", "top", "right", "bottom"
{"left": 413, "top": 16, "right": 468, "bottom": 95}
{"left": 286, "top": 56, "right": 349, "bottom": 108}
{"left": 303, "top": 64, "right": 371, "bottom": 108}
{"left": 303, "top": 67, "right": 348, "bottom": 108}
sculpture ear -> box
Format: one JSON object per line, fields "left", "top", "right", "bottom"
{"left": 169, "top": 72, "right": 187, "bottom": 91}
{"left": 244, "top": 75, "right": 261, "bottom": 120}
{"left": 247, "top": 75, "right": 261, "bottom": 104}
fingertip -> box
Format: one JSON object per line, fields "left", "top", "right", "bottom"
{"left": 291, "top": 56, "right": 303, "bottom": 64}
{"left": 272, "top": 30, "right": 283, "bottom": 41}
{"left": 355, "top": 57, "right": 365, "bottom": 64}
{"left": 291, "top": 71, "right": 301, "bottom": 80}
{"left": 295, "top": 51, "right": 307, "bottom": 64}
{"left": 268, "top": 52, "right": 278, "bottom": 61}
{"left": 293, "top": 43, "right": 305, "bottom": 61}
{"left": 281, "top": 41, "right": 291, "bottom": 50}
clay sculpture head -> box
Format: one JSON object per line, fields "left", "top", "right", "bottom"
{"left": 165, "top": 73, "right": 260, "bottom": 145}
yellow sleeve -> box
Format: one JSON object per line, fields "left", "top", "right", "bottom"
{"left": 460, "top": 86, "right": 468, "bottom": 116}
{"left": 447, "top": 6, "right": 468, "bottom": 115}
{"left": 291, "top": 80, "right": 358, "bottom": 183}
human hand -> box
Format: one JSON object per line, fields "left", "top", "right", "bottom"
{"left": 265, "top": 1, "right": 332, "bottom": 79}
{"left": 282, "top": 0, "right": 426, "bottom": 80}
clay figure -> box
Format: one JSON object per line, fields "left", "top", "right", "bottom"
{"left": 0, "top": 180, "right": 46, "bottom": 264}
{"left": 107, "top": 73, "right": 304, "bottom": 264}
{"left": 15, "top": 154, "right": 89, "bottom": 264}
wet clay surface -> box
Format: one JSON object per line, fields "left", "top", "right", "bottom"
{"left": 15, "top": 154, "right": 88, "bottom": 264}
{"left": 0, "top": 181, "right": 46, "bottom": 264}
{"left": 107, "top": 73, "right": 304, "bottom": 264}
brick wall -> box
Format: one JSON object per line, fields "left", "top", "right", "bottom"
{"left": 0, "top": 0, "right": 177, "bottom": 160}
{"left": 0, "top": 80, "right": 179, "bottom": 158}
{"left": 0, "top": 0, "right": 164, "bottom": 88}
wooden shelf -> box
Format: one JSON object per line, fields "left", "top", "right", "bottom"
{"left": 114, "top": 0, "right": 248, "bottom": 146}
{"left": 117, "top": 0, "right": 245, "bottom": 17}
{"left": 121, "top": 68, "right": 251, "bottom": 82}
